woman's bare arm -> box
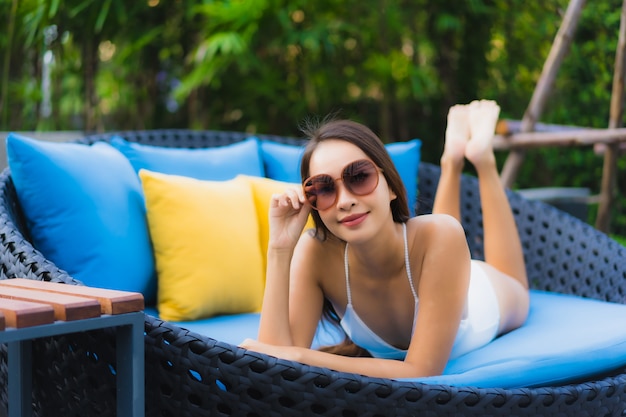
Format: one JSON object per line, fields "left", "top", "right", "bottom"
{"left": 404, "top": 214, "right": 471, "bottom": 375}
{"left": 257, "top": 246, "right": 297, "bottom": 345}
{"left": 240, "top": 339, "right": 446, "bottom": 378}
{"left": 257, "top": 189, "right": 320, "bottom": 347}
{"left": 250, "top": 215, "right": 472, "bottom": 379}
{"left": 258, "top": 233, "right": 324, "bottom": 347}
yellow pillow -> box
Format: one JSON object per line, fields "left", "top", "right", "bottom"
{"left": 139, "top": 170, "right": 264, "bottom": 322}
{"left": 239, "top": 175, "right": 315, "bottom": 276}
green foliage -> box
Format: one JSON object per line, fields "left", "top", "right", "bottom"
{"left": 173, "top": 0, "right": 267, "bottom": 102}
{"left": 1, "top": 0, "right": 625, "bottom": 233}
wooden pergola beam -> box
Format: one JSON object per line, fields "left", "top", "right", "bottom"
{"left": 496, "top": 119, "right": 593, "bottom": 135}
{"left": 493, "top": 128, "right": 626, "bottom": 150}
{"left": 596, "top": 0, "right": 626, "bottom": 232}
{"left": 500, "top": 0, "right": 586, "bottom": 188}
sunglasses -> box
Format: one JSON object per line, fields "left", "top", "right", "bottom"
{"left": 303, "top": 159, "right": 382, "bottom": 210}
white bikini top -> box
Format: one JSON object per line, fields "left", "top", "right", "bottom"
{"left": 339, "top": 223, "right": 418, "bottom": 359}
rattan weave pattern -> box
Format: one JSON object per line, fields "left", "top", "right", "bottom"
{"left": 0, "top": 129, "right": 624, "bottom": 416}
{"left": 143, "top": 314, "right": 626, "bottom": 417}
{"left": 76, "top": 128, "right": 304, "bottom": 148}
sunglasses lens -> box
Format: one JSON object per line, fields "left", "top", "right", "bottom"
{"left": 304, "top": 175, "right": 336, "bottom": 210}
{"left": 343, "top": 160, "right": 379, "bottom": 195}
{"left": 303, "top": 160, "right": 380, "bottom": 210}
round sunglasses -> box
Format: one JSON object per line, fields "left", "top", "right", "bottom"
{"left": 303, "top": 159, "right": 382, "bottom": 210}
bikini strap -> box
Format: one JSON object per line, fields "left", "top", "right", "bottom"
{"left": 403, "top": 222, "right": 418, "bottom": 302}
{"left": 344, "top": 223, "right": 417, "bottom": 306}
{"left": 344, "top": 243, "right": 352, "bottom": 306}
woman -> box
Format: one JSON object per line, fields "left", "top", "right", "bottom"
{"left": 241, "top": 100, "right": 529, "bottom": 378}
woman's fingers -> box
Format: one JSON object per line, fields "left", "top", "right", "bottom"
{"left": 272, "top": 188, "right": 306, "bottom": 211}
{"left": 268, "top": 188, "right": 311, "bottom": 249}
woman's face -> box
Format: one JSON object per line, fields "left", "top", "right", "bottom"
{"left": 307, "top": 139, "right": 397, "bottom": 242}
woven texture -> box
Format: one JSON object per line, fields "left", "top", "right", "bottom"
{"left": 0, "top": 129, "right": 625, "bottom": 416}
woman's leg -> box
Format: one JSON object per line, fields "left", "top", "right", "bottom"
{"left": 435, "top": 100, "right": 528, "bottom": 334}
{"left": 465, "top": 100, "right": 528, "bottom": 290}
{"left": 436, "top": 100, "right": 528, "bottom": 333}
{"left": 432, "top": 105, "right": 469, "bottom": 221}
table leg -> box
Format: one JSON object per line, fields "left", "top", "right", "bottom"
{"left": 116, "top": 314, "right": 144, "bottom": 417}
{"left": 8, "top": 340, "right": 32, "bottom": 417}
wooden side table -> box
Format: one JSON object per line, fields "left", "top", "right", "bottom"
{"left": 0, "top": 279, "right": 145, "bottom": 417}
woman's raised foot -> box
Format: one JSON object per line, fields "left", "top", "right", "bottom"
{"left": 465, "top": 100, "right": 499, "bottom": 167}
{"left": 443, "top": 104, "right": 470, "bottom": 165}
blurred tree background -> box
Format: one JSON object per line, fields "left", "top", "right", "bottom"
{"left": 1, "top": 0, "right": 625, "bottom": 235}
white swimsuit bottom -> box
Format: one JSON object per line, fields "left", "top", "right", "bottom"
{"left": 449, "top": 260, "right": 501, "bottom": 360}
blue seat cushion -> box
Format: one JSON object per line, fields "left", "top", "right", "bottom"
{"left": 408, "top": 290, "right": 626, "bottom": 388}
{"left": 148, "top": 290, "right": 626, "bottom": 388}
{"left": 144, "top": 306, "right": 343, "bottom": 349}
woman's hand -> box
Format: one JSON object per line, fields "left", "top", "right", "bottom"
{"left": 240, "top": 338, "right": 301, "bottom": 362}
{"left": 268, "top": 188, "right": 311, "bottom": 251}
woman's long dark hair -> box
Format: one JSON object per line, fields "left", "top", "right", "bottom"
{"left": 299, "top": 118, "right": 411, "bottom": 357}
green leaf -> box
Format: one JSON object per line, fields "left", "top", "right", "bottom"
{"left": 194, "top": 32, "right": 247, "bottom": 62}
{"left": 49, "top": 0, "right": 60, "bottom": 19}
{"left": 95, "top": 0, "right": 112, "bottom": 33}
{"left": 173, "top": 61, "right": 220, "bottom": 100}
{"left": 68, "top": 0, "right": 94, "bottom": 19}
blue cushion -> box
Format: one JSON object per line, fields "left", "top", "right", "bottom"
{"left": 260, "top": 139, "right": 422, "bottom": 216}
{"left": 259, "top": 140, "right": 304, "bottom": 183}
{"left": 6, "top": 133, "right": 156, "bottom": 301}
{"left": 148, "top": 290, "right": 626, "bottom": 388}
{"left": 110, "top": 136, "right": 265, "bottom": 180}
{"left": 144, "top": 306, "right": 343, "bottom": 348}
{"left": 386, "top": 139, "right": 421, "bottom": 216}
{"left": 406, "top": 290, "right": 626, "bottom": 388}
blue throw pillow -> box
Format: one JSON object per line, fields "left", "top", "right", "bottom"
{"left": 260, "top": 138, "right": 422, "bottom": 216}
{"left": 259, "top": 140, "right": 304, "bottom": 183}
{"left": 110, "top": 136, "right": 265, "bottom": 180}
{"left": 6, "top": 133, "right": 156, "bottom": 301}
{"left": 386, "top": 139, "right": 421, "bottom": 216}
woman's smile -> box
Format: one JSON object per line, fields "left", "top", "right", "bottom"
{"left": 339, "top": 212, "right": 368, "bottom": 226}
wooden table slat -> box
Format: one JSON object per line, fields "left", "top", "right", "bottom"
{"left": 0, "top": 279, "right": 144, "bottom": 315}
{"left": 0, "top": 298, "right": 55, "bottom": 328}
{"left": 0, "top": 286, "right": 101, "bottom": 321}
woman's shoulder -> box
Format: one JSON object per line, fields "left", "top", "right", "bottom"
{"left": 296, "top": 228, "right": 343, "bottom": 251}
{"left": 407, "top": 214, "right": 467, "bottom": 250}
{"left": 408, "top": 213, "right": 464, "bottom": 234}
{"left": 293, "top": 229, "right": 344, "bottom": 267}
{"left": 291, "top": 230, "right": 345, "bottom": 294}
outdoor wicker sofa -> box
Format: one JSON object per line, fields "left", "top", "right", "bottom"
{"left": 0, "top": 129, "right": 625, "bottom": 416}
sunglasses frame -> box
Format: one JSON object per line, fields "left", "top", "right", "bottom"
{"left": 303, "top": 159, "right": 383, "bottom": 211}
